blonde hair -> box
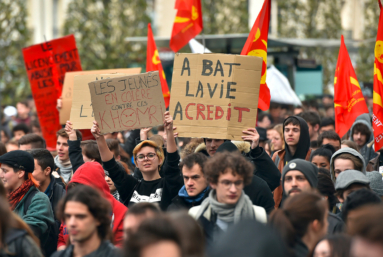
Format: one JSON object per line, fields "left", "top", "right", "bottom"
{"left": 133, "top": 140, "right": 164, "bottom": 168}
{"left": 271, "top": 124, "right": 284, "bottom": 152}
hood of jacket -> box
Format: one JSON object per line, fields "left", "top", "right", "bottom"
{"left": 350, "top": 113, "right": 373, "bottom": 144}
{"left": 195, "top": 141, "right": 251, "bottom": 155}
{"left": 329, "top": 147, "right": 366, "bottom": 182}
{"left": 283, "top": 116, "right": 310, "bottom": 162}
{"left": 68, "top": 162, "right": 113, "bottom": 203}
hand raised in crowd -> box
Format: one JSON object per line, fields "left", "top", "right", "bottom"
{"left": 242, "top": 128, "right": 260, "bottom": 149}
{"left": 164, "top": 111, "right": 178, "bottom": 138}
{"left": 65, "top": 121, "right": 78, "bottom": 141}
{"left": 140, "top": 127, "right": 152, "bottom": 141}
{"left": 91, "top": 121, "right": 102, "bottom": 140}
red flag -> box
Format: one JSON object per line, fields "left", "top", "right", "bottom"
{"left": 147, "top": 23, "right": 170, "bottom": 108}
{"left": 22, "top": 35, "right": 82, "bottom": 150}
{"left": 169, "top": 0, "right": 203, "bottom": 52}
{"left": 334, "top": 35, "right": 369, "bottom": 138}
{"left": 241, "top": 0, "right": 271, "bottom": 111}
{"left": 373, "top": 1, "right": 383, "bottom": 151}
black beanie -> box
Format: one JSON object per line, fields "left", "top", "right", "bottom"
{"left": 0, "top": 150, "right": 34, "bottom": 173}
{"left": 282, "top": 159, "right": 318, "bottom": 192}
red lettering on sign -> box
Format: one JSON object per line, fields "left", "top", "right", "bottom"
{"left": 196, "top": 104, "right": 206, "bottom": 120}
{"left": 185, "top": 103, "right": 195, "bottom": 120}
{"left": 234, "top": 107, "right": 250, "bottom": 122}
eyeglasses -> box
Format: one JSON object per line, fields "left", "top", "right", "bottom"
{"left": 219, "top": 180, "right": 244, "bottom": 189}
{"left": 136, "top": 153, "right": 157, "bottom": 162}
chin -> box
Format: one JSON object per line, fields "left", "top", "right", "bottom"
{"left": 225, "top": 198, "right": 239, "bottom": 205}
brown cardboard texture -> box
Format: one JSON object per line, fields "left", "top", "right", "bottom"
{"left": 88, "top": 71, "right": 166, "bottom": 134}
{"left": 60, "top": 68, "right": 141, "bottom": 124}
{"left": 169, "top": 53, "right": 263, "bottom": 140}
{"left": 71, "top": 73, "right": 138, "bottom": 129}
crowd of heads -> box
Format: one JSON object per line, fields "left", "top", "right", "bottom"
{"left": 0, "top": 97, "right": 382, "bottom": 257}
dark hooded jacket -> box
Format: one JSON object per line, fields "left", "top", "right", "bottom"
{"left": 57, "top": 162, "right": 127, "bottom": 248}
{"left": 52, "top": 240, "right": 119, "bottom": 257}
{"left": 350, "top": 113, "right": 378, "bottom": 164}
{"left": 272, "top": 116, "right": 312, "bottom": 208}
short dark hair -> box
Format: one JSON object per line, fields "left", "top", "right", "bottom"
{"left": 30, "top": 119, "right": 41, "bottom": 131}
{"left": 58, "top": 185, "right": 112, "bottom": 241}
{"left": 284, "top": 117, "right": 300, "bottom": 127}
{"left": 106, "top": 139, "right": 120, "bottom": 158}
{"left": 204, "top": 152, "right": 253, "bottom": 186}
{"left": 320, "top": 117, "right": 335, "bottom": 128}
{"left": 56, "top": 128, "right": 82, "bottom": 141}
{"left": 310, "top": 140, "right": 319, "bottom": 149}
{"left": 333, "top": 153, "right": 364, "bottom": 172}
{"left": 30, "top": 148, "right": 55, "bottom": 174}
{"left": 352, "top": 123, "right": 371, "bottom": 141}
{"left": 318, "top": 131, "right": 341, "bottom": 147}
{"left": 18, "top": 134, "right": 46, "bottom": 149}
{"left": 258, "top": 112, "right": 272, "bottom": 122}
{"left": 299, "top": 111, "right": 321, "bottom": 126}
{"left": 0, "top": 142, "right": 7, "bottom": 156}
{"left": 340, "top": 140, "right": 358, "bottom": 151}
{"left": 124, "top": 215, "right": 182, "bottom": 257}
{"left": 80, "top": 140, "right": 101, "bottom": 164}
{"left": 317, "top": 173, "right": 338, "bottom": 211}
{"left": 310, "top": 146, "right": 334, "bottom": 164}
{"left": 179, "top": 153, "right": 208, "bottom": 175}
{"left": 17, "top": 100, "right": 29, "bottom": 108}
{"left": 12, "top": 123, "right": 29, "bottom": 135}
{"left": 341, "top": 188, "right": 381, "bottom": 222}
{"left": 126, "top": 202, "right": 161, "bottom": 218}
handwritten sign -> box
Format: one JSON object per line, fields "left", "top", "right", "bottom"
{"left": 88, "top": 71, "right": 166, "bottom": 134}
{"left": 169, "top": 53, "right": 262, "bottom": 140}
{"left": 71, "top": 73, "right": 140, "bottom": 129}
{"left": 60, "top": 68, "right": 141, "bottom": 124}
{"left": 22, "top": 35, "right": 82, "bottom": 150}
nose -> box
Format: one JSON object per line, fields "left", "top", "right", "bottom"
{"left": 67, "top": 216, "right": 76, "bottom": 227}
{"left": 186, "top": 178, "right": 194, "bottom": 186}
{"left": 291, "top": 178, "right": 297, "bottom": 186}
{"left": 229, "top": 183, "right": 237, "bottom": 193}
{"left": 105, "top": 176, "right": 110, "bottom": 182}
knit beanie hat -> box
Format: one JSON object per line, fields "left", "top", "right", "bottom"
{"left": 366, "top": 171, "right": 383, "bottom": 197}
{"left": 282, "top": 159, "right": 319, "bottom": 190}
{"left": 335, "top": 170, "right": 370, "bottom": 190}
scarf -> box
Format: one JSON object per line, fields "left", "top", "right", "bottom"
{"left": 178, "top": 185, "right": 209, "bottom": 203}
{"left": 54, "top": 155, "right": 73, "bottom": 184}
{"left": 8, "top": 179, "right": 34, "bottom": 211}
{"left": 196, "top": 190, "right": 254, "bottom": 223}
{"left": 112, "top": 190, "right": 121, "bottom": 202}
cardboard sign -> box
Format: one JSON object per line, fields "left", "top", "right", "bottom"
{"left": 169, "top": 53, "right": 262, "bottom": 140}
{"left": 88, "top": 71, "right": 166, "bottom": 133}
{"left": 71, "top": 73, "right": 140, "bottom": 129}
{"left": 22, "top": 35, "right": 82, "bottom": 150}
{"left": 60, "top": 68, "right": 141, "bottom": 124}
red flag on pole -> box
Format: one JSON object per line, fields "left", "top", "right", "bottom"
{"left": 334, "top": 35, "right": 369, "bottom": 138}
{"left": 169, "top": 0, "right": 203, "bottom": 52}
{"left": 241, "top": 0, "right": 271, "bottom": 111}
{"left": 147, "top": 23, "right": 170, "bottom": 108}
{"left": 373, "top": 1, "right": 383, "bottom": 151}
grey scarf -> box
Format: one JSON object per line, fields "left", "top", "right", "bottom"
{"left": 196, "top": 190, "right": 254, "bottom": 223}
{"left": 54, "top": 155, "right": 73, "bottom": 184}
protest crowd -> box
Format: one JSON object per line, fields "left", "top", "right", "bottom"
{"left": 2, "top": 0, "right": 383, "bottom": 257}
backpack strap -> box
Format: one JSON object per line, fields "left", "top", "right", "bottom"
{"left": 253, "top": 205, "right": 267, "bottom": 224}
{"left": 23, "top": 187, "right": 39, "bottom": 216}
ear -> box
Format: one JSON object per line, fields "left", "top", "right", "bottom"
{"left": 18, "top": 170, "right": 25, "bottom": 179}
{"left": 210, "top": 182, "right": 217, "bottom": 190}
{"left": 44, "top": 167, "right": 51, "bottom": 176}
{"left": 314, "top": 124, "right": 320, "bottom": 132}
{"left": 116, "top": 155, "right": 121, "bottom": 161}
{"left": 311, "top": 219, "right": 320, "bottom": 232}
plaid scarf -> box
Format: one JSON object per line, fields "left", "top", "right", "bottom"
{"left": 8, "top": 179, "right": 34, "bottom": 211}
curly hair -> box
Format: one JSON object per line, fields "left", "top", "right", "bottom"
{"left": 57, "top": 185, "right": 112, "bottom": 242}
{"left": 204, "top": 152, "right": 254, "bottom": 186}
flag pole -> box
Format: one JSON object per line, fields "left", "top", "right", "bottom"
{"left": 201, "top": 29, "right": 206, "bottom": 53}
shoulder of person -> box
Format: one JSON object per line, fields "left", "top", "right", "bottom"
{"left": 253, "top": 205, "right": 267, "bottom": 224}
{"left": 188, "top": 205, "right": 201, "bottom": 219}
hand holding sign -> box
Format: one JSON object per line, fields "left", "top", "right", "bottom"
{"left": 91, "top": 121, "right": 102, "bottom": 140}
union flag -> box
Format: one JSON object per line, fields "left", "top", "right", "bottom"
{"left": 241, "top": 0, "right": 271, "bottom": 111}
{"left": 147, "top": 23, "right": 170, "bottom": 108}
{"left": 373, "top": 0, "right": 383, "bottom": 151}
{"left": 334, "top": 35, "right": 369, "bottom": 138}
{"left": 170, "top": 0, "right": 203, "bottom": 53}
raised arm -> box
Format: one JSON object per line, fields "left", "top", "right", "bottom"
{"left": 164, "top": 111, "right": 178, "bottom": 153}
{"left": 65, "top": 121, "right": 84, "bottom": 172}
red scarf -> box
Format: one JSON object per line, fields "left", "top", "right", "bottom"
{"left": 8, "top": 179, "right": 34, "bottom": 211}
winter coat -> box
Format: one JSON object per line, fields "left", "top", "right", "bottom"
{"left": 329, "top": 147, "right": 366, "bottom": 183}
{"left": 327, "top": 212, "right": 345, "bottom": 234}
{"left": 13, "top": 186, "right": 55, "bottom": 245}
{"left": 104, "top": 150, "right": 183, "bottom": 211}
{"left": 350, "top": 113, "right": 378, "bottom": 164}
{"left": 52, "top": 241, "right": 119, "bottom": 257}
{"left": 367, "top": 152, "right": 380, "bottom": 171}
{"left": 272, "top": 116, "right": 312, "bottom": 209}
{"left": 46, "top": 174, "right": 66, "bottom": 222}
{"left": 57, "top": 162, "right": 127, "bottom": 248}
{"left": 4, "top": 228, "right": 43, "bottom": 257}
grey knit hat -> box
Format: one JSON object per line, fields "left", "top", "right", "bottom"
{"left": 366, "top": 171, "right": 383, "bottom": 197}
{"left": 282, "top": 159, "right": 319, "bottom": 190}
{"left": 335, "top": 170, "right": 370, "bottom": 190}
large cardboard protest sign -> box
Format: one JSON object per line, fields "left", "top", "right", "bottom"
{"left": 22, "top": 35, "right": 82, "bottom": 150}
{"left": 60, "top": 68, "right": 141, "bottom": 124}
{"left": 88, "top": 71, "right": 166, "bottom": 134}
{"left": 169, "top": 53, "right": 262, "bottom": 140}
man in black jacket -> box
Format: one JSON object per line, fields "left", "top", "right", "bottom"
{"left": 52, "top": 185, "right": 119, "bottom": 257}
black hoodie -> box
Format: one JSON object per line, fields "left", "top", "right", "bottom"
{"left": 283, "top": 116, "right": 311, "bottom": 163}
